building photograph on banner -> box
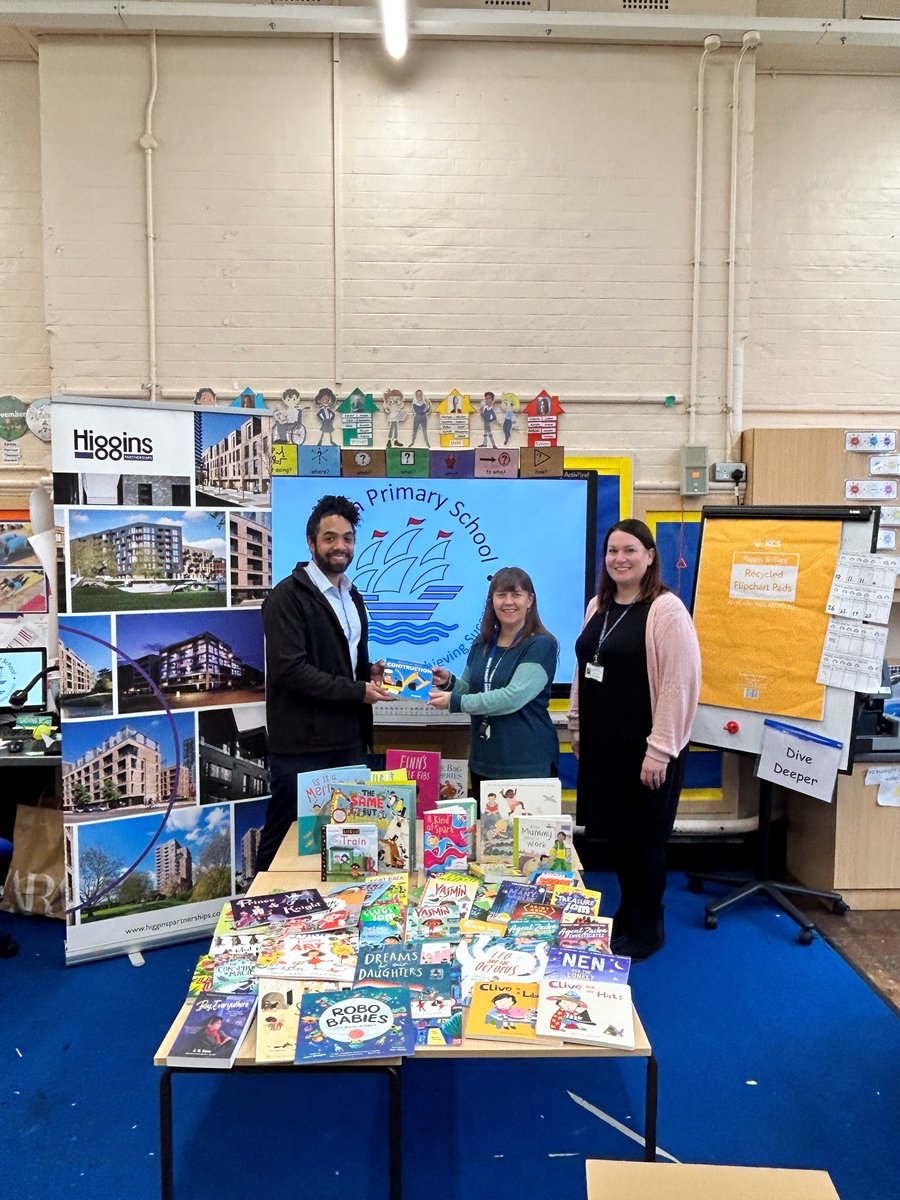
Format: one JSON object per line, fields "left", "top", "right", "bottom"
{"left": 52, "top": 398, "right": 273, "bottom": 964}
{"left": 693, "top": 518, "right": 843, "bottom": 722}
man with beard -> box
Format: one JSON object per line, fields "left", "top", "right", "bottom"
{"left": 256, "top": 494, "right": 391, "bottom": 870}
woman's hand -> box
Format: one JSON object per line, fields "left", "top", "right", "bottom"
{"left": 428, "top": 689, "right": 450, "bottom": 711}
{"left": 641, "top": 755, "right": 668, "bottom": 790}
{"left": 431, "top": 666, "right": 451, "bottom": 689}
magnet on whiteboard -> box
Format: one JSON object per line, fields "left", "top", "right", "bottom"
{"left": 724, "top": 720, "right": 740, "bottom": 734}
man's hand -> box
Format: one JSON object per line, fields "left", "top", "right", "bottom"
{"left": 364, "top": 681, "right": 393, "bottom": 704}
{"left": 428, "top": 690, "right": 450, "bottom": 711}
{"left": 431, "top": 667, "right": 451, "bottom": 689}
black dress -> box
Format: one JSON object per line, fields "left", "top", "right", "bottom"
{"left": 575, "top": 600, "right": 687, "bottom": 847}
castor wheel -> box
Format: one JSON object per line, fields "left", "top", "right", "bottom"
{"left": 832, "top": 899, "right": 850, "bottom": 916}
{"left": 704, "top": 912, "right": 718, "bottom": 930}
{"left": 798, "top": 928, "right": 814, "bottom": 945}
{"left": 687, "top": 876, "right": 704, "bottom": 894}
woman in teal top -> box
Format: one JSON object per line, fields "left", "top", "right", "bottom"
{"left": 428, "top": 566, "right": 559, "bottom": 792}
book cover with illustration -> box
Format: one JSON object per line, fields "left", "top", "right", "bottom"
{"left": 479, "top": 778, "right": 562, "bottom": 820}
{"left": 513, "top": 814, "right": 575, "bottom": 876}
{"left": 556, "top": 919, "right": 614, "bottom": 954}
{"left": 536, "top": 979, "right": 635, "bottom": 1050}
{"left": 438, "top": 757, "right": 468, "bottom": 802}
{"left": 455, "top": 933, "right": 550, "bottom": 1004}
{"left": 381, "top": 660, "right": 433, "bottom": 702}
{"left": 187, "top": 952, "right": 215, "bottom": 997}
{"left": 329, "top": 781, "right": 416, "bottom": 873}
{"left": 255, "top": 980, "right": 341, "bottom": 1064}
{"left": 294, "top": 986, "right": 418, "bottom": 1064}
{"left": 464, "top": 980, "right": 549, "bottom": 1045}
{"left": 296, "top": 763, "right": 370, "bottom": 855}
{"left": 211, "top": 950, "right": 259, "bottom": 995}
{"left": 230, "top": 889, "right": 327, "bottom": 929}
{"left": 405, "top": 899, "right": 460, "bottom": 943}
{"left": 359, "top": 875, "right": 409, "bottom": 944}
{"left": 355, "top": 954, "right": 461, "bottom": 1043}
{"left": 422, "top": 808, "right": 469, "bottom": 874}
{"left": 485, "top": 881, "right": 552, "bottom": 929}
{"left": 551, "top": 884, "right": 603, "bottom": 924}
{"left": 268, "top": 891, "right": 366, "bottom": 937}
{"left": 421, "top": 872, "right": 479, "bottom": 920}
{"left": 167, "top": 993, "right": 256, "bottom": 1068}
{"left": 254, "top": 930, "right": 359, "bottom": 984}
{"left": 320, "top": 823, "right": 379, "bottom": 881}
{"left": 543, "top": 944, "right": 631, "bottom": 987}
{"left": 385, "top": 748, "right": 441, "bottom": 818}
{"left": 435, "top": 797, "right": 477, "bottom": 857}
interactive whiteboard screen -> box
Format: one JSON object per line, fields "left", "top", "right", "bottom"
{"left": 271, "top": 476, "right": 593, "bottom": 688}
{"left": 0, "top": 647, "right": 47, "bottom": 711}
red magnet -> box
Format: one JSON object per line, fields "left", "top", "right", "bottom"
{"left": 724, "top": 720, "right": 740, "bottom": 734}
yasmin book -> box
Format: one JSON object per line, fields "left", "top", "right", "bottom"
{"left": 536, "top": 979, "right": 635, "bottom": 1050}
{"left": 321, "top": 823, "right": 379, "bottom": 881}
{"left": 167, "top": 993, "right": 256, "bottom": 1069}
{"left": 422, "top": 808, "right": 468, "bottom": 874}
{"left": 381, "top": 660, "right": 433, "bottom": 702}
{"left": 385, "top": 748, "right": 440, "bottom": 818}
{"left": 512, "top": 814, "right": 575, "bottom": 875}
{"left": 405, "top": 899, "right": 460, "bottom": 943}
{"left": 294, "top": 986, "right": 417, "bottom": 1064}
{"left": 464, "top": 980, "right": 546, "bottom": 1045}
{"left": 296, "top": 763, "right": 369, "bottom": 856}
{"left": 421, "top": 872, "right": 479, "bottom": 920}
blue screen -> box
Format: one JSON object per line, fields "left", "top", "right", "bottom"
{"left": 0, "top": 648, "right": 46, "bottom": 710}
{"left": 272, "top": 476, "right": 592, "bottom": 685}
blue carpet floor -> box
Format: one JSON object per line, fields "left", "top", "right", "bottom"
{"left": 2, "top": 872, "right": 898, "bottom": 1200}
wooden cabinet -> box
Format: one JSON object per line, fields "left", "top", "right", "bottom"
{"left": 742, "top": 427, "right": 885, "bottom": 507}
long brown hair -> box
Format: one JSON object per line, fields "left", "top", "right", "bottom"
{"left": 596, "top": 519, "right": 668, "bottom": 611}
{"left": 478, "top": 566, "right": 557, "bottom": 647}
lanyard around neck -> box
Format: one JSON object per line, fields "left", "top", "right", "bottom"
{"left": 483, "top": 628, "right": 523, "bottom": 691}
{"left": 592, "top": 599, "right": 637, "bottom": 663}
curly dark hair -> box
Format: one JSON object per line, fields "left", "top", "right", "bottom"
{"left": 306, "top": 495, "right": 362, "bottom": 543}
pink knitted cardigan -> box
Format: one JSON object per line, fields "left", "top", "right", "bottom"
{"left": 567, "top": 590, "right": 702, "bottom": 763}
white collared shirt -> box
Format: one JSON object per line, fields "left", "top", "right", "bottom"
{"left": 305, "top": 557, "right": 362, "bottom": 671}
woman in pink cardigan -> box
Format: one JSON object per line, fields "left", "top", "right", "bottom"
{"left": 569, "top": 519, "right": 701, "bottom": 960}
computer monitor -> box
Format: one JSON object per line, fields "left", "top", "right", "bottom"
{"left": 0, "top": 647, "right": 48, "bottom": 712}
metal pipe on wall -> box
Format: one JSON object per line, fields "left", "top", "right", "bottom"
{"left": 140, "top": 32, "right": 160, "bottom": 402}
{"left": 332, "top": 33, "right": 344, "bottom": 388}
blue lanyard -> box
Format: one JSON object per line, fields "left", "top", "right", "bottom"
{"left": 483, "top": 629, "right": 523, "bottom": 691}
{"left": 592, "top": 599, "right": 637, "bottom": 663}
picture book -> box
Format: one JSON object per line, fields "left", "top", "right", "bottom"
{"left": 296, "top": 763, "right": 369, "bottom": 855}
{"left": 320, "top": 823, "right": 379, "bottom": 881}
{"left": 435, "top": 796, "right": 477, "bottom": 857}
{"left": 529, "top": 868, "right": 577, "bottom": 889}
{"left": 551, "top": 884, "right": 603, "bottom": 924}
{"left": 359, "top": 876, "right": 409, "bottom": 943}
{"left": 468, "top": 861, "right": 524, "bottom": 884}
{"left": 355, "top": 941, "right": 453, "bottom": 983}
{"left": 381, "top": 659, "right": 433, "bottom": 701}
{"left": 405, "top": 899, "right": 460, "bottom": 943}
{"left": 294, "top": 985, "right": 418, "bottom": 1064}
{"left": 464, "top": 980, "right": 547, "bottom": 1045}
{"left": 211, "top": 950, "right": 259, "bottom": 995}
{"left": 255, "top": 980, "right": 340, "bottom": 1064}
{"left": 422, "top": 808, "right": 468, "bottom": 874}
{"left": 485, "top": 881, "right": 551, "bottom": 929}
{"left": 210, "top": 929, "right": 280, "bottom": 957}
{"left": 479, "top": 777, "right": 563, "bottom": 820}
{"left": 543, "top": 944, "right": 632, "bottom": 987}
{"left": 328, "top": 877, "right": 393, "bottom": 907}
{"left": 421, "top": 872, "right": 479, "bottom": 920}
{"left": 187, "top": 952, "right": 215, "bottom": 997}
{"left": 254, "top": 930, "right": 359, "bottom": 984}
{"left": 368, "top": 768, "right": 409, "bottom": 785}
{"left": 505, "top": 917, "right": 561, "bottom": 942}
{"left": 329, "top": 781, "right": 416, "bottom": 873}
{"left": 556, "top": 919, "right": 614, "bottom": 954}
{"left": 478, "top": 808, "right": 515, "bottom": 866}
{"left": 455, "top": 933, "right": 550, "bottom": 1004}
{"left": 385, "top": 748, "right": 441, "bottom": 818}
{"left": 535, "top": 979, "right": 635, "bottom": 1050}
{"left": 270, "top": 892, "right": 366, "bottom": 936}
{"left": 167, "top": 993, "right": 256, "bottom": 1068}
{"left": 438, "top": 757, "right": 468, "bottom": 801}
{"left": 230, "top": 889, "right": 327, "bottom": 929}
{"left": 512, "top": 813, "right": 575, "bottom": 875}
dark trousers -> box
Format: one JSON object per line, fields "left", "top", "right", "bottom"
{"left": 256, "top": 744, "right": 366, "bottom": 873}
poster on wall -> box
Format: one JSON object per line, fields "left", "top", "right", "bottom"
{"left": 52, "top": 397, "right": 273, "bottom": 964}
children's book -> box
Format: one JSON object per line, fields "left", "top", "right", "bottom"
{"left": 254, "top": 931, "right": 359, "bottom": 984}
{"left": 294, "top": 986, "right": 418, "bottom": 1064}
{"left": 385, "top": 748, "right": 441, "bottom": 818}
{"left": 551, "top": 884, "right": 603, "bottom": 924}
{"left": 405, "top": 899, "right": 460, "bottom": 943}
{"left": 187, "top": 953, "right": 215, "bottom": 997}
{"left": 455, "top": 933, "right": 550, "bottom": 1004}
{"left": 479, "top": 777, "right": 563, "bottom": 820}
{"left": 255, "top": 980, "right": 340, "bottom": 1064}
{"left": 464, "top": 980, "right": 549, "bottom": 1045}
{"left": 359, "top": 876, "right": 409, "bottom": 944}
{"left": 230, "top": 889, "right": 327, "bottom": 929}
{"left": 272, "top": 892, "right": 366, "bottom": 936}
{"left": 512, "top": 814, "right": 574, "bottom": 875}
{"left": 435, "top": 796, "right": 477, "bottom": 857}
{"left": 381, "top": 659, "right": 433, "bottom": 701}
{"left": 211, "top": 950, "right": 259, "bottom": 995}
{"left": 543, "top": 944, "right": 631, "bottom": 987}
{"left": 421, "top": 872, "right": 479, "bottom": 920}
{"left": 422, "top": 808, "right": 468, "bottom": 874}
{"left": 468, "top": 861, "right": 524, "bottom": 884}
{"left": 328, "top": 877, "right": 393, "bottom": 907}
{"left": 438, "top": 757, "right": 468, "bottom": 801}
{"left": 485, "top": 881, "right": 551, "bottom": 929}
{"left": 478, "top": 808, "right": 515, "bottom": 867}
{"left": 536, "top": 979, "right": 635, "bottom": 1050}
{"left": 321, "top": 823, "right": 379, "bottom": 881}
{"left": 355, "top": 953, "right": 461, "bottom": 1043}
{"left": 556, "top": 919, "right": 614, "bottom": 954}
{"left": 355, "top": 942, "right": 450, "bottom": 983}
{"left": 167, "top": 993, "right": 256, "bottom": 1068}
{"left": 329, "top": 782, "right": 416, "bottom": 873}
{"left": 296, "top": 763, "right": 369, "bottom": 855}
{"left": 529, "top": 868, "right": 576, "bottom": 888}
{"left": 367, "top": 768, "right": 409, "bottom": 785}
{"left": 505, "top": 917, "right": 561, "bottom": 942}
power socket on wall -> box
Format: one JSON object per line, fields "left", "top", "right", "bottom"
{"left": 711, "top": 461, "right": 747, "bottom": 483}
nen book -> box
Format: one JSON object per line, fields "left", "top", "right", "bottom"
{"left": 536, "top": 978, "right": 635, "bottom": 1050}
{"left": 167, "top": 993, "right": 256, "bottom": 1069}
{"left": 385, "top": 748, "right": 441, "bottom": 818}
{"left": 543, "top": 944, "right": 631, "bottom": 987}
{"left": 294, "top": 985, "right": 418, "bottom": 1064}
{"left": 296, "top": 763, "right": 369, "bottom": 856}
{"left": 512, "top": 814, "right": 574, "bottom": 876}
{"left": 329, "top": 781, "right": 416, "bottom": 873}
{"left": 381, "top": 659, "right": 433, "bottom": 701}
{"left": 422, "top": 808, "right": 468, "bottom": 874}
{"left": 464, "top": 980, "right": 549, "bottom": 1045}
{"left": 320, "top": 823, "right": 379, "bottom": 881}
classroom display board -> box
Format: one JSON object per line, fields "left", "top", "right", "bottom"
{"left": 691, "top": 506, "right": 877, "bottom": 771}
{"left": 53, "top": 397, "right": 273, "bottom": 963}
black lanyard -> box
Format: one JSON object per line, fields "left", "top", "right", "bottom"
{"left": 592, "top": 599, "right": 637, "bottom": 664}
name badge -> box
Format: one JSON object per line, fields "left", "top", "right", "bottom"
{"left": 585, "top": 662, "right": 604, "bottom": 682}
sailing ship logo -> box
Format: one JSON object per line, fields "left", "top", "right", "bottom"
{"left": 355, "top": 517, "right": 463, "bottom": 646}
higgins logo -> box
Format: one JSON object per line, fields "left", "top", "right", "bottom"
{"left": 72, "top": 428, "right": 154, "bottom": 462}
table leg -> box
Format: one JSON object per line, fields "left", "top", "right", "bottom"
{"left": 644, "top": 1054, "right": 658, "bottom": 1162}
{"left": 388, "top": 1064, "right": 402, "bottom": 1200}
{"left": 160, "top": 1067, "right": 174, "bottom": 1200}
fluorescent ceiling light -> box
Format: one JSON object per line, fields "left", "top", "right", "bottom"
{"left": 380, "top": 0, "right": 408, "bottom": 60}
